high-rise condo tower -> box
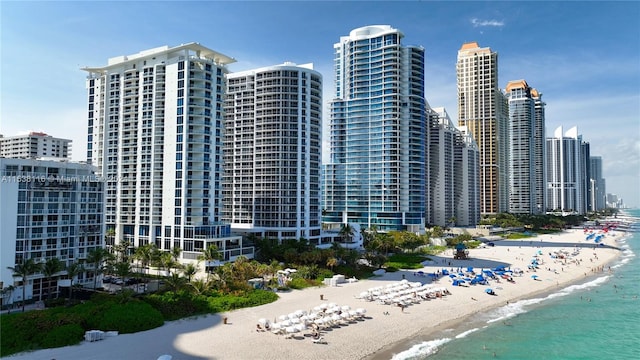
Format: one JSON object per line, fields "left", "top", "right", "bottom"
{"left": 323, "top": 25, "right": 426, "bottom": 233}
{"left": 457, "top": 42, "right": 509, "bottom": 215}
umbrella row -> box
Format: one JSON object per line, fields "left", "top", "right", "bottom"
{"left": 356, "top": 280, "right": 450, "bottom": 307}
{"left": 257, "top": 304, "right": 367, "bottom": 338}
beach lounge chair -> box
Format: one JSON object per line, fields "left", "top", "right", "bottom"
{"left": 312, "top": 336, "right": 327, "bottom": 344}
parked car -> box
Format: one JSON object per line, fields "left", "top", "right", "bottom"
{"left": 126, "top": 278, "right": 142, "bottom": 285}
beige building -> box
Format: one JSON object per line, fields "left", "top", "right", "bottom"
{"left": 0, "top": 132, "right": 72, "bottom": 159}
{"left": 457, "top": 42, "right": 509, "bottom": 215}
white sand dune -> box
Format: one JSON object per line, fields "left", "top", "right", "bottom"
{"left": 7, "top": 228, "right": 625, "bottom": 360}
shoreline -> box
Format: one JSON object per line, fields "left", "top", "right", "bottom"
{"left": 6, "top": 228, "right": 626, "bottom": 360}
{"left": 368, "top": 250, "right": 623, "bottom": 360}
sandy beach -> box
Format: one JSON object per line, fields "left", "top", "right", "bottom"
{"left": 7, "top": 228, "right": 625, "bottom": 360}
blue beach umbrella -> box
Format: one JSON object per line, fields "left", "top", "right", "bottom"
{"left": 485, "top": 288, "right": 495, "bottom": 294}
{"left": 531, "top": 274, "right": 539, "bottom": 280}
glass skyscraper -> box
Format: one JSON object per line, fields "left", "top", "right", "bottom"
{"left": 322, "top": 25, "right": 426, "bottom": 232}
{"left": 506, "top": 79, "right": 546, "bottom": 214}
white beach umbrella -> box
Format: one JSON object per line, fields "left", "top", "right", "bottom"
{"left": 281, "top": 319, "right": 292, "bottom": 327}
{"left": 279, "top": 315, "right": 288, "bottom": 321}
{"left": 258, "top": 318, "right": 268, "bottom": 325}
{"left": 341, "top": 305, "right": 351, "bottom": 311}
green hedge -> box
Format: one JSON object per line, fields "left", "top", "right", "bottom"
{"left": 97, "top": 301, "right": 164, "bottom": 333}
{"left": 385, "top": 253, "right": 428, "bottom": 269}
{"left": 1, "top": 289, "right": 279, "bottom": 357}
{"left": 144, "top": 289, "right": 279, "bottom": 320}
{"left": 0, "top": 298, "right": 163, "bottom": 357}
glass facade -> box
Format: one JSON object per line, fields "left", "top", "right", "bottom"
{"left": 323, "top": 26, "right": 426, "bottom": 232}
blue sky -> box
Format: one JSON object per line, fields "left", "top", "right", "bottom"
{"left": 2, "top": 1, "right": 639, "bottom": 207}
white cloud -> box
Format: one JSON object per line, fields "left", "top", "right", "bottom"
{"left": 471, "top": 18, "right": 505, "bottom": 28}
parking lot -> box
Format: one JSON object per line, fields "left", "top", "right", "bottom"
{"left": 101, "top": 276, "right": 153, "bottom": 294}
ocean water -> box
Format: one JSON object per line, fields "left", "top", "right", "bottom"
{"left": 390, "top": 209, "right": 639, "bottom": 360}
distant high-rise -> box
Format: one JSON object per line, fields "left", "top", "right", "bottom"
{"left": 0, "top": 132, "right": 71, "bottom": 159}
{"left": 83, "top": 43, "right": 251, "bottom": 267}
{"left": 532, "top": 88, "right": 547, "bottom": 214}
{"left": 546, "top": 126, "right": 587, "bottom": 214}
{"left": 506, "top": 80, "right": 546, "bottom": 214}
{"left": 323, "top": 25, "right": 427, "bottom": 232}
{"left": 427, "top": 107, "right": 480, "bottom": 227}
{"left": 457, "top": 42, "right": 509, "bottom": 215}
{"left": 589, "top": 156, "right": 606, "bottom": 211}
{"left": 223, "top": 63, "right": 323, "bottom": 243}
{"left": 454, "top": 126, "right": 481, "bottom": 226}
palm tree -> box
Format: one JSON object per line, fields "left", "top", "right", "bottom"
{"left": 86, "top": 247, "right": 112, "bottom": 289}
{"left": 105, "top": 227, "right": 116, "bottom": 252}
{"left": 134, "top": 243, "right": 155, "bottom": 277}
{"left": 339, "top": 223, "right": 353, "bottom": 243}
{"left": 171, "top": 246, "right": 182, "bottom": 262}
{"left": 113, "top": 240, "right": 132, "bottom": 263}
{"left": 182, "top": 263, "right": 198, "bottom": 282}
{"left": 65, "top": 262, "right": 84, "bottom": 301}
{"left": 189, "top": 278, "right": 212, "bottom": 295}
{"left": 114, "top": 261, "right": 132, "bottom": 288}
{"left": 326, "top": 257, "right": 338, "bottom": 271}
{"left": 198, "top": 245, "right": 222, "bottom": 280}
{"left": 41, "top": 258, "right": 64, "bottom": 300}
{"left": 164, "top": 272, "right": 187, "bottom": 292}
{"left": 159, "top": 251, "right": 179, "bottom": 276}
{"left": 7, "top": 258, "right": 42, "bottom": 312}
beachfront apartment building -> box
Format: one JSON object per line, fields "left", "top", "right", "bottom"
{"left": 0, "top": 132, "right": 72, "bottom": 159}
{"left": 83, "top": 43, "right": 252, "bottom": 271}
{"left": 506, "top": 80, "right": 546, "bottom": 214}
{"left": 427, "top": 107, "right": 480, "bottom": 227}
{"left": 222, "top": 63, "right": 323, "bottom": 244}
{"left": 589, "top": 156, "right": 606, "bottom": 212}
{"left": 457, "top": 42, "right": 509, "bottom": 215}
{"left": 0, "top": 158, "right": 104, "bottom": 306}
{"left": 322, "top": 25, "right": 427, "bottom": 233}
{"left": 545, "top": 126, "right": 588, "bottom": 214}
